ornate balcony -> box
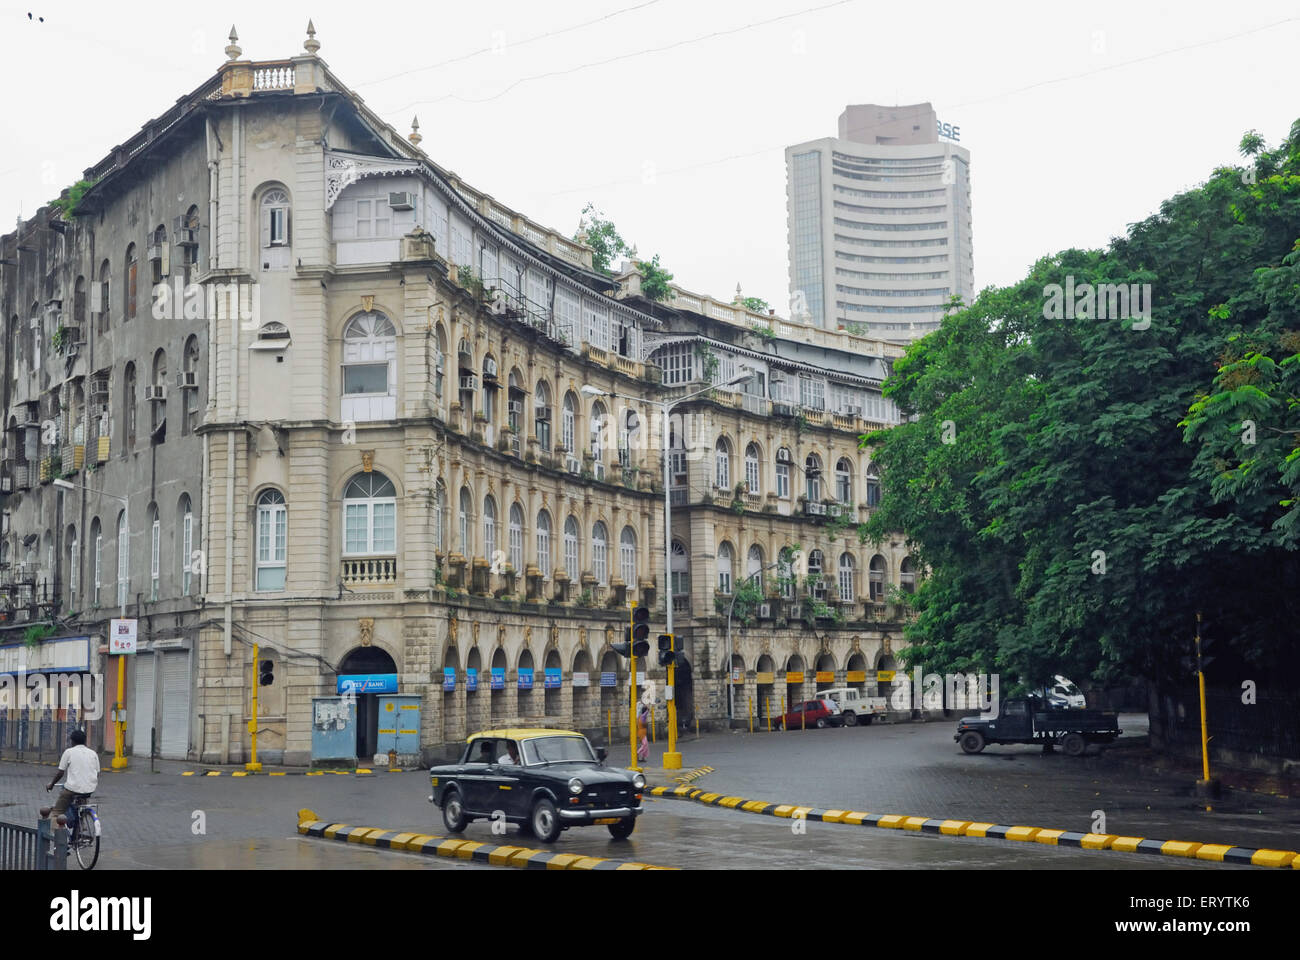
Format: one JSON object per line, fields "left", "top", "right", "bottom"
{"left": 341, "top": 556, "right": 397, "bottom": 588}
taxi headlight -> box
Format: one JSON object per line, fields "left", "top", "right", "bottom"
{"left": 568, "top": 777, "right": 584, "bottom": 795}
{"left": 632, "top": 773, "right": 647, "bottom": 790}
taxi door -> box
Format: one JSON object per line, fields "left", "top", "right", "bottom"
{"left": 480, "top": 738, "right": 526, "bottom": 819}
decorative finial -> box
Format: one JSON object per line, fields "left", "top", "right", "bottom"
{"left": 736, "top": 282, "right": 743, "bottom": 303}
{"left": 225, "top": 26, "right": 242, "bottom": 60}
{"left": 409, "top": 115, "right": 422, "bottom": 146}
{"left": 303, "top": 19, "right": 320, "bottom": 55}
{"left": 628, "top": 243, "right": 638, "bottom": 262}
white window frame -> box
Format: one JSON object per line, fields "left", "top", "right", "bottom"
{"left": 182, "top": 503, "right": 194, "bottom": 594}
{"left": 94, "top": 532, "right": 102, "bottom": 605}
{"left": 564, "top": 517, "right": 579, "bottom": 583}
{"left": 508, "top": 504, "right": 523, "bottom": 572}
{"left": 592, "top": 522, "right": 608, "bottom": 586}
{"left": 459, "top": 489, "right": 472, "bottom": 555}
{"left": 354, "top": 196, "right": 392, "bottom": 239}
{"left": 536, "top": 511, "right": 552, "bottom": 578}
{"left": 838, "top": 553, "right": 855, "bottom": 602}
{"left": 150, "top": 514, "right": 160, "bottom": 600}
{"left": 745, "top": 445, "right": 760, "bottom": 494}
{"left": 715, "top": 440, "right": 731, "bottom": 489}
{"left": 116, "top": 513, "right": 128, "bottom": 607}
{"left": 256, "top": 489, "right": 287, "bottom": 591}
{"left": 69, "top": 534, "right": 79, "bottom": 607}
{"left": 561, "top": 394, "right": 576, "bottom": 453}
{"left": 717, "top": 543, "right": 734, "bottom": 595}
{"left": 619, "top": 526, "right": 636, "bottom": 586}
{"left": 343, "top": 474, "right": 397, "bottom": 557}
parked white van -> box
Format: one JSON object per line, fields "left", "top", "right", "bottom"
{"left": 819, "top": 688, "right": 888, "bottom": 726}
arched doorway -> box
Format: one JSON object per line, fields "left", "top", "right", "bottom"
{"left": 785, "top": 654, "right": 806, "bottom": 717}
{"left": 846, "top": 652, "right": 868, "bottom": 693}
{"left": 442, "top": 645, "right": 460, "bottom": 741}
{"left": 465, "top": 646, "right": 482, "bottom": 732}
{"left": 518, "top": 648, "right": 536, "bottom": 717}
{"left": 544, "top": 649, "right": 563, "bottom": 717}
{"left": 599, "top": 651, "right": 621, "bottom": 740}
{"left": 490, "top": 648, "right": 507, "bottom": 719}
{"left": 878, "top": 651, "right": 900, "bottom": 709}
{"left": 726, "top": 653, "right": 745, "bottom": 720}
{"left": 337, "top": 646, "right": 398, "bottom": 760}
{"left": 573, "top": 648, "right": 594, "bottom": 728}
{"left": 755, "top": 654, "right": 775, "bottom": 724}
{"left": 815, "top": 652, "right": 837, "bottom": 693}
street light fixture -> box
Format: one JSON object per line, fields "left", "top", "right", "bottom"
{"left": 583, "top": 366, "right": 753, "bottom": 767}
{"left": 54, "top": 477, "right": 130, "bottom": 769}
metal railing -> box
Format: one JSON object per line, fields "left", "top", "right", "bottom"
{"left": 0, "top": 819, "right": 67, "bottom": 870}
{"left": 0, "top": 714, "right": 102, "bottom": 762}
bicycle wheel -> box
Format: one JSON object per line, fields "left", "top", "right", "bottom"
{"left": 74, "top": 809, "right": 99, "bottom": 869}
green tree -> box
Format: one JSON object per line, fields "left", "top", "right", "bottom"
{"left": 741, "top": 296, "right": 770, "bottom": 313}
{"left": 638, "top": 253, "right": 675, "bottom": 302}
{"left": 575, "top": 202, "right": 628, "bottom": 275}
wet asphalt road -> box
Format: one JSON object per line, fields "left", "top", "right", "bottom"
{"left": 1, "top": 716, "right": 1294, "bottom": 869}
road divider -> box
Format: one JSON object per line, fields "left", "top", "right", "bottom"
{"left": 647, "top": 786, "right": 1298, "bottom": 869}
{"left": 294, "top": 808, "right": 675, "bottom": 870}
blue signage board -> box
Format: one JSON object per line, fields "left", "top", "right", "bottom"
{"left": 442, "top": 668, "right": 456, "bottom": 691}
{"left": 600, "top": 671, "right": 617, "bottom": 688}
{"left": 337, "top": 673, "right": 398, "bottom": 695}
{"left": 518, "top": 668, "right": 534, "bottom": 690}
{"left": 490, "top": 668, "right": 505, "bottom": 690}
{"left": 544, "top": 668, "right": 562, "bottom": 689}
{"left": 466, "top": 668, "right": 478, "bottom": 692}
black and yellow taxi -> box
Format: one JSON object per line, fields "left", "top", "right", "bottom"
{"left": 428, "top": 728, "right": 646, "bottom": 842}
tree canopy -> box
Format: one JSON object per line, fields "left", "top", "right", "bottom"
{"left": 861, "top": 121, "right": 1300, "bottom": 690}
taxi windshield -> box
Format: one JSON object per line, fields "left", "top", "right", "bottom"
{"left": 522, "top": 736, "right": 596, "bottom": 765}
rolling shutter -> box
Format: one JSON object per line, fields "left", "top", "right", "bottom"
{"left": 131, "top": 656, "right": 156, "bottom": 757}
{"left": 160, "top": 650, "right": 191, "bottom": 760}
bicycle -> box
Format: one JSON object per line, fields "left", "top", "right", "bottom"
{"left": 65, "top": 793, "right": 100, "bottom": 870}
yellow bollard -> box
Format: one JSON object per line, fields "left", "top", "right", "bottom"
{"left": 748, "top": 696, "right": 753, "bottom": 734}
{"left": 695, "top": 716, "right": 699, "bottom": 740}
{"left": 650, "top": 704, "right": 657, "bottom": 744}
{"left": 781, "top": 695, "right": 786, "bottom": 732}
{"left": 801, "top": 697, "right": 806, "bottom": 732}
{"left": 607, "top": 708, "right": 612, "bottom": 747}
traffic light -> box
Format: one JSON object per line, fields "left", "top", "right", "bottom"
{"left": 613, "top": 604, "right": 651, "bottom": 658}
{"left": 658, "top": 633, "right": 675, "bottom": 667}
{"left": 1196, "top": 617, "right": 1215, "bottom": 672}
{"left": 259, "top": 659, "right": 275, "bottom": 687}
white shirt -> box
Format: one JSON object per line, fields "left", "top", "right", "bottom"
{"left": 58, "top": 744, "right": 99, "bottom": 795}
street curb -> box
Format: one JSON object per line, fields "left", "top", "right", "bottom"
{"left": 647, "top": 786, "right": 1300, "bottom": 869}
{"left": 0, "top": 757, "right": 422, "bottom": 776}
{"left": 673, "top": 765, "right": 714, "bottom": 784}
{"left": 294, "top": 808, "right": 676, "bottom": 870}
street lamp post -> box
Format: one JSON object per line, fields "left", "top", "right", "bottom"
{"left": 582, "top": 369, "right": 750, "bottom": 767}
{"left": 54, "top": 478, "right": 129, "bottom": 769}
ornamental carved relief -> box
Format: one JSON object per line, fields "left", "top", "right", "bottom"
{"left": 358, "top": 618, "right": 375, "bottom": 647}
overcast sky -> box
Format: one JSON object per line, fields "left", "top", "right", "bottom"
{"left": 4, "top": 1, "right": 1298, "bottom": 312}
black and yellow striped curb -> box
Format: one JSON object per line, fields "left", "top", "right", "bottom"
{"left": 672, "top": 765, "right": 714, "bottom": 785}
{"left": 181, "top": 767, "right": 421, "bottom": 777}
{"left": 294, "top": 809, "right": 676, "bottom": 870}
{"left": 648, "top": 786, "right": 1300, "bottom": 869}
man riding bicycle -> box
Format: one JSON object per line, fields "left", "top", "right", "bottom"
{"left": 41, "top": 728, "right": 99, "bottom": 833}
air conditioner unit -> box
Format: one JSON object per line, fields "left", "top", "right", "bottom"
{"left": 788, "top": 604, "right": 802, "bottom": 619}
{"left": 805, "top": 501, "right": 826, "bottom": 517}
{"left": 176, "top": 228, "right": 199, "bottom": 247}
{"left": 0, "top": 477, "right": 10, "bottom": 493}
{"left": 388, "top": 191, "right": 414, "bottom": 211}
{"left": 145, "top": 385, "right": 167, "bottom": 402}
{"left": 534, "top": 407, "right": 550, "bottom": 422}
{"left": 90, "top": 380, "right": 109, "bottom": 403}
{"left": 828, "top": 504, "right": 842, "bottom": 518}
{"left": 845, "top": 405, "right": 863, "bottom": 417}
{"left": 63, "top": 324, "right": 84, "bottom": 344}
{"left": 176, "top": 371, "right": 198, "bottom": 389}
{"left": 147, "top": 243, "right": 167, "bottom": 262}
{"left": 482, "top": 358, "right": 498, "bottom": 381}
{"left": 593, "top": 462, "right": 606, "bottom": 481}
{"left": 508, "top": 400, "right": 523, "bottom": 416}
{"left": 773, "top": 403, "right": 794, "bottom": 417}
{"left": 459, "top": 374, "right": 478, "bottom": 392}
{"left": 758, "top": 603, "right": 772, "bottom": 619}
{"left": 565, "top": 456, "right": 581, "bottom": 475}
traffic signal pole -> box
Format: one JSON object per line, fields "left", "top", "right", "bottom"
{"left": 628, "top": 604, "right": 639, "bottom": 772}
{"left": 246, "top": 643, "right": 262, "bottom": 772}
{"left": 1194, "top": 611, "right": 1215, "bottom": 798}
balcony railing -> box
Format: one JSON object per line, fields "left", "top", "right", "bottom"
{"left": 341, "top": 556, "right": 397, "bottom": 588}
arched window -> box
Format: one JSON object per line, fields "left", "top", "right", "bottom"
{"left": 744, "top": 443, "right": 760, "bottom": 494}
{"left": 835, "top": 458, "right": 853, "bottom": 504}
{"left": 261, "top": 187, "right": 291, "bottom": 270}
{"left": 592, "top": 521, "right": 608, "bottom": 585}
{"left": 900, "top": 557, "right": 916, "bottom": 594}
{"left": 98, "top": 259, "right": 111, "bottom": 332}
{"left": 149, "top": 504, "right": 161, "bottom": 600}
{"left": 747, "top": 544, "right": 763, "bottom": 580}
{"left": 561, "top": 392, "right": 577, "bottom": 453}
{"left": 535, "top": 381, "right": 552, "bottom": 453}
{"left": 67, "top": 526, "right": 79, "bottom": 609}
{"left": 343, "top": 472, "right": 397, "bottom": 556}
{"left": 256, "top": 489, "right": 287, "bottom": 590}
{"left": 459, "top": 487, "right": 471, "bottom": 554}
{"left": 150, "top": 349, "right": 168, "bottom": 441}
{"left": 865, "top": 464, "right": 881, "bottom": 508}
{"left": 116, "top": 510, "right": 129, "bottom": 607}
{"left": 869, "top": 554, "right": 886, "bottom": 601}
{"left": 90, "top": 518, "right": 102, "bottom": 606}
{"left": 808, "top": 549, "right": 825, "bottom": 600}
{"left": 777, "top": 545, "right": 795, "bottom": 599}
{"left": 182, "top": 335, "right": 201, "bottom": 436}
{"left": 619, "top": 526, "right": 637, "bottom": 586}
{"left": 150, "top": 224, "right": 168, "bottom": 284}
{"left": 563, "top": 516, "right": 579, "bottom": 582}
{"left": 838, "top": 552, "right": 856, "bottom": 602}
{"left": 508, "top": 503, "right": 524, "bottom": 572}
{"left": 124, "top": 363, "right": 137, "bottom": 451}
{"left": 433, "top": 481, "right": 446, "bottom": 553}
{"left": 74, "top": 276, "right": 86, "bottom": 327}
{"left": 342, "top": 312, "right": 397, "bottom": 422}
{"left": 536, "top": 510, "right": 552, "bottom": 578}
{"left": 776, "top": 447, "right": 791, "bottom": 499}
{"left": 180, "top": 494, "right": 195, "bottom": 595}
{"left": 805, "top": 453, "right": 822, "bottom": 501}
{"left": 124, "top": 243, "right": 138, "bottom": 320}
{"left": 482, "top": 355, "right": 498, "bottom": 431}
{"left": 717, "top": 542, "right": 734, "bottom": 594}
{"left": 715, "top": 437, "right": 731, "bottom": 489}
{"left": 618, "top": 408, "right": 639, "bottom": 468}
{"left": 434, "top": 324, "right": 447, "bottom": 400}
{"left": 181, "top": 205, "right": 201, "bottom": 279}
{"left": 670, "top": 541, "right": 690, "bottom": 605}
{"left": 483, "top": 495, "right": 498, "bottom": 562}
{"left": 590, "top": 401, "right": 607, "bottom": 461}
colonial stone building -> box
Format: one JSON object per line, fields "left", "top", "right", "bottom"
{"left": 1, "top": 25, "right": 917, "bottom": 766}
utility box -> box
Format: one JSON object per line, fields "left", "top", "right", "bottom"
{"left": 375, "top": 695, "right": 421, "bottom": 766}
{"left": 311, "top": 696, "right": 356, "bottom": 763}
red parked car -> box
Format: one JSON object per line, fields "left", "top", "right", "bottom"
{"left": 773, "top": 698, "right": 844, "bottom": 730}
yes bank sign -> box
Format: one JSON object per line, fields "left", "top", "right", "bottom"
{"left": 937, "top": 120, "right": 961, "bottom": 142}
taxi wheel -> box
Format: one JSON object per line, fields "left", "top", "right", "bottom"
{"left": 608, "top": 818, "right": 636, "bottom": 840}
{"left": 531, "top": 797, "right": 561, "bottom": 843}
{"left": 442, "top": 790, "right": 468, "bottom": 833}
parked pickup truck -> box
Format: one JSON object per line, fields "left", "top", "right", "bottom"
{"left": 955, "top": 697, "right": 1121, "bottom": 756}
{"left": 820, "top": 687, "right": 888, "bottom": 726}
